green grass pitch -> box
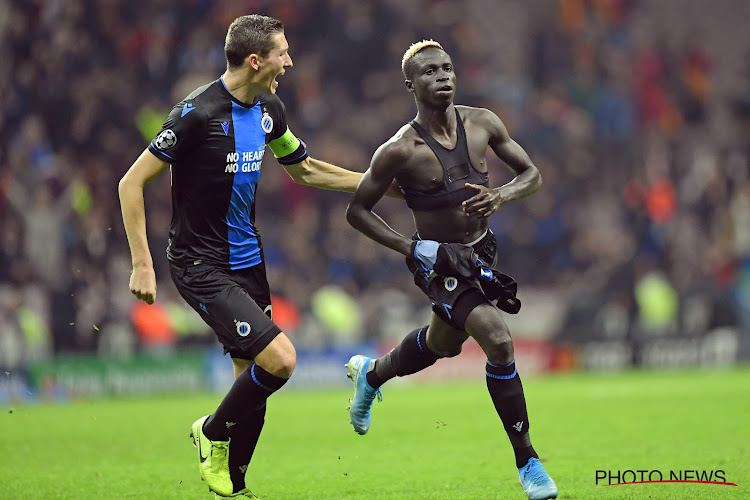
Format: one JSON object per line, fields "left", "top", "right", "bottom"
{"left": 2, "top": 367, "right": 749, "bottom": 499}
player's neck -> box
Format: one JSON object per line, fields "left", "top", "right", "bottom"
{"left": 221, "top": 69, "right": 267, "bottom": 105}
{"left": 414, "top": 103, "right": 456, "bottom": 136}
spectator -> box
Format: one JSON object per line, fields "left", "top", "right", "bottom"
{"left": 1, "top": 0, "right": 748, "bottom": 358}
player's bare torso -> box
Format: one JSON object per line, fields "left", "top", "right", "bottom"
{"left": 389, "top": 105, "right": 492, "bottom": 243}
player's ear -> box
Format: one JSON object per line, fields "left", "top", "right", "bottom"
{"left": 247, "top": 53, "right": 261, "bottom": 71}
{"left": 405, "top": 79, "right": 414, "bottom": 93}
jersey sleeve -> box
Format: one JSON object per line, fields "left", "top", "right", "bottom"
{"left": 147, "top": 100, "right": 208, "bottom": 164}
{"left": 261, "top": 94, "right": 309, "bottom": 165}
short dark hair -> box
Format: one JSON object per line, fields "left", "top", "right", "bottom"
{"left": 225, "top": 15, "right": 285, "bottom": 69}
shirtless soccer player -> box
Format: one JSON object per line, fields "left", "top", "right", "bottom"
{"left": 344, "top": 40, "right": 558, "bottom": 500}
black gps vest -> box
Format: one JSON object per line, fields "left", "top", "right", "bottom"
{"left": 402, "top": 109, "right": 489, "bottom": 211}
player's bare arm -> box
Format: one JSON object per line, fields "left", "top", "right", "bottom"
{"left": 346, "top": 139, "right": 413, "bottom": 255}
{"left": 462, "top": 108, "right": 542, "bottom": 219}
{"left": 118, "top": 149, "right": 169, "bottom": 304}
{"left": 264, "top": 94, "right": 403, "bottom": 199}
{"left": 282, "top": 157, "right": 403, "bottom": 199}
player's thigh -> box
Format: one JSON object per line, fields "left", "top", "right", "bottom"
{"left": 464, "top": 303, "right": 513, "bottom": 364}
{"left": 253, "top": 332, "right": 296, "bottom": 378}
{"left": 170, "top": 263, "right": 282, "bottom": 361}
{"left": 426, "top": 312, "right": 470, "bottom": 358}
{"left": 230, "top": 334, "right": 296, "bottom": 379}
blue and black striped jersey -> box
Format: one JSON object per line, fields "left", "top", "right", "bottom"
{"left": 148, "top": 77, "right": 306, "bottom": 269}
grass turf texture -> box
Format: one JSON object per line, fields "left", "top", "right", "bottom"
{"left": 2, "top": 367, "right": 748, "bottom": 499}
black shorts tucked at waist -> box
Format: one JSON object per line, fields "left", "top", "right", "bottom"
{"left": 407, "top": 229, "right": 519, "bottom": 330}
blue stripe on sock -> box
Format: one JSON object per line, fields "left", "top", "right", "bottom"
{"left": 486, "top": 358, "right": 515, "bottom": 368}
{"left": 417, "top": 327, "right": 426, "bottom": 353}
{"left": 251, "top": 365, "right": 273, "bottom": 392}
{"left": 485, "top": 367, "right": 518, "bottom": 380}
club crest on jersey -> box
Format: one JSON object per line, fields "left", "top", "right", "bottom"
{"left": 154, "top": 129, "right": 177, "bottom": 150}
{"left": 444, "top": 276, "right": 458, "bottom": 291}
{"left": 260, "top": 112, "right": 273, "bottom": 133}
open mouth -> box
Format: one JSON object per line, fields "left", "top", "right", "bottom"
{"left": 272, "top": 71, "right": 285, "bottom": 90}
{"left": 436, "top": 85, "right": 453, "bottom": 93}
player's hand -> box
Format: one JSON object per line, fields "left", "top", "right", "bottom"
{"left": 129, "top": 265, "right": 157, "bottom": 304}
{"left": 462, "top": 183, "right": 506, "bottom": 219}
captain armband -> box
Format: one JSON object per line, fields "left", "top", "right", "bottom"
{"left": 268, "top": 127, "right": 309, "bottom": 165}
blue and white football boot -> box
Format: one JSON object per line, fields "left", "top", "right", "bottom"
{"left": 518, "top": 457, "right": 558, "bottom": 499}
{"left": 345, "top": 355, "right": 382, "bottom": 435}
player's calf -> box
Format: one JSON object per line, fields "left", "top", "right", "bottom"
{"left": 365, "top": 326, "right": 439, "bottom": 388}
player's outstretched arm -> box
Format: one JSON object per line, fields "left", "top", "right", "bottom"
{"left": 346, "top": 142, "right": 412, "bottom": 256}
{"left": 282, "top": 157, "right": 403, "bottom": 199}
{"left": 118, "top": 149, "right": 169, "bottom": 304}
{"left": 462, "top": 109, "right": 542, "bottom": 219}
{"left": 283, "top": 157, "right": 361, "bottom": 192}
{"left": 263, "top": 94, "right": 402, "bottom": 199}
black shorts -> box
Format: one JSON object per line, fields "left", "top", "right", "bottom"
{"left": 170, "top": 260, "right": 281, "bottom": 360}
{"left": 412, "top": 230, "right": 505, "bottom": 330}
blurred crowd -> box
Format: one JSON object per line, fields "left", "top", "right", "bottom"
{"left": 1, "top": 0, "right": 749, "bottom": 366}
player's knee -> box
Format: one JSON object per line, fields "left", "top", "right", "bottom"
{"left": 262, "top": 345, "right": 296, "bottom": 378}
{"left": 275, "top": 351, "right": 296, "bottom": 378}
{"left": 486, "top": 336, "right": 514, "bottom": 366}
{"left": 442, "top": 346, "right": 463, "bottom": 358}
{"left": 469, "top": 312, "right": 514, "bottom": 364}
{"left": 258, "top": 332, "right": 297, "bottom": 378}
{"left": 431, "top": 344, "right": 462, "bottom": 358}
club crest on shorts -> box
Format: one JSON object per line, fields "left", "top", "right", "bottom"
{"left": 444, "top": 276, "right": 458, "bottom": 291}
{"left": 260, "top": 112, "right": 273, "bottom": 133}
{"left": 154, "top": 129, "right": 177, "bottom": 150}
{"left": 236, "top": 321, "right": 251, "bottom": 337}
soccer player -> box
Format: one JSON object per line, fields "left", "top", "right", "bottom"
{"left": 119, "top": 15, "right": 398, "bottom": 499}
{"left": 344, "top": 40, "right": 558, "bottom": 500}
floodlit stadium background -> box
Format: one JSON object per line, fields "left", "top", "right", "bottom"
{"left": 1, "top": 0, "right": 749, "bottom": 396}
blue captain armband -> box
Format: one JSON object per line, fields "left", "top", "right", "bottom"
{"left": 268, "top": 127, "right": 309, "bottom": 165}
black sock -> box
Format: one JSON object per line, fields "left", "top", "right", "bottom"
{"left": 366, "top": 326, "right": 439, "bottom": 388}
{"left": 228, "top": 403, "right": 267, "bottom": 493}
{"left": 485, "top": 359, "right": 538, "bottom": 468}
{"left": 203, "top": 364, "right": 288, "bottom": 441}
